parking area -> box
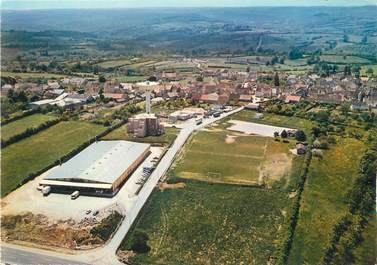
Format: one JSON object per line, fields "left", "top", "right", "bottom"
{"left": 227, "top": 120, "right": 295, "bottom": 137}
{"left": 1, "top": 147, "right": 164, "bottom": 222}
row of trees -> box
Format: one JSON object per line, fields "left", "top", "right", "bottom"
{"left": 321, "top": 133, "right": 376, "bottom": 264}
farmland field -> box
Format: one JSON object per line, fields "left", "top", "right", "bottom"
{"left": 1, "top": 121, "right": 106, "bottom": 196}
{"left": 288, "top": 137, "right": 365, "bottom": 264}
{"left": 1, "top": 113, "right": 58, "bottom": 142}
{"left": 173, "top": 130, "right": 292, "bottom": 186}
{"left": 320, "top": 55, "right": 372, "bottom": 64}
{"left": 102, "top": 125, "right": 179, "bottom": 146}
{"left": 119, "top": 180, "right": 293, "bottom": 265}
{"left": 96, "top": 58, "right": 131, "bottom": 68}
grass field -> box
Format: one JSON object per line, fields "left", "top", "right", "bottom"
{"left": 1, "top": 121, "right": 106, "bottom": 197}
{"left": 173, "top": 130, "right": 292, "bottom": 186}
{"left": 288, "top": 137, "right": 365, "bottom": 264}
{"left": 96, "top": 58, "right": 131, "bottom": 68}
{"left": 352, "top": 216, "right": 376, "bottom": 265}
{"left": 320, "top": 55, "right": 372, "bottom": 64}
{"left": 1, "top": 113, "right": 58, "bottom": 142}
{"left": 119, "top": 181, "right": 292, "bottom": 265}
{"left": 102, "top": 125, "right": 179, "bottom": 146}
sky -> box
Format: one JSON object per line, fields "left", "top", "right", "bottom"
{"left": 2, "top": 0, "right": 376, "bottom": 9}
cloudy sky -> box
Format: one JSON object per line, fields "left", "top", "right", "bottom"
{"left": 2, "top": 0, "right": 376, "bottom": 9}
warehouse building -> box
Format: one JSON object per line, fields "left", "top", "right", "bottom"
{"left": 39, "top": 141, "right": 151, "bottom": 197}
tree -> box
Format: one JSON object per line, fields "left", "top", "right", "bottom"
{"left": 295, "top": 130, "right": 306, "bottom": 142}
{"left": 274, "top": 131, "right": 279, "bottom": 138}
{"left": 98, "top": 75, "right": 106, "bottom": 83}
{"left": 366, "top": 68, "right": 374, "bottom": 77}
{"left": 130, "top": 230, "right": 150, "bottom": 253}
{"left": 246, "top": 66, "right": 250, "bottom": 73}
{"left": 281, "top": 130, "right": 288, "bottom": 138}
{"left": 343, "top": 34, "right": 349, "bottom": 43}
{"left": 288, "top": 48, "right": 303, "bottom": 60}
{"left": 311, "top": 126, "right": 321, "bottom": 137}
{"left": 148, "top": 76, "right": 157, "bottom": 82}
{"left": 196, "top": 76, "right": 203, "bottom": 82}
{"left": 274, "top": 72, "right": 280, "bottom": 87}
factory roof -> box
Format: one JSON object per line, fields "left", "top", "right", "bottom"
{"left": 44, "top": 141, "right": 150, "bottom": 184}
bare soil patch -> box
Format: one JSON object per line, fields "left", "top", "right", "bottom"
{"left": 158, "top": 182, "right": 186, "bottom": 190}
{"left": 259, "top": 153, "right": 292, "bottom": 184}
{"left": 225, "top": 134, "right": 237, "bottom": 144}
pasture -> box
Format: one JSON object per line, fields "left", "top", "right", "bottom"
{"left": 1, "top": 113, "right": 58, "bottom": 142}
{"left": 1, "top": 121, "right": 106, "bottom": 196}
{"left": 288, "top": 137, "right": 365, "bottom": 264}
{"left": 119, "top": 181, "right": 292, "bottom": 265}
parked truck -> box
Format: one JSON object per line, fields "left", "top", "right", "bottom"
{"left": 42, "top": 186, "right": 51, "bottom": 196}
{"left": 71, "top": 190, "right": 80, "bottom": 200}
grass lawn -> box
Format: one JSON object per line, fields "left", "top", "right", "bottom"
{"left": 119, "top": 181, "right": 291, "bottom": 265}
{"left": 172, "top": 129, "right": 292, "bottom": 186}
{"left": 1, "top": 121, "right": 106, "bottom": 197}
{"left": 288, "top": 137, "right": 366, "bottom": 264}
{"left": 102, "top": 125, "right": 179, "bottom": 146}
{"left": 1, "top": 113, "right": 58, "bottom": 142}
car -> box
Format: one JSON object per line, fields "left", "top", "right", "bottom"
{"left": 93, "top": 210, "right": 99, "bottom": 216}
{"left": 85, "top": 210, "right": 92, "bottom": 215}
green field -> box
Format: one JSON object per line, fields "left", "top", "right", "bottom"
{"left": 96, "top": 58, "right": 131, "bottom": 68}
{"left": 320, "top": 55, "right": 372, "bottom": 64}
{"left": 173, "top": 130, "right": 291, "bottom": 185}
{"left": 1, "top": 121, "right": 106, "bottom": 196}
{"left": 288, "top": 137, "right": 365, "bottom": 264}
{"left": 102, "top": 125, "right": 179, "bottom": 146}
{"left": 119, "top": 181, "right": 292, "bottom": 265}
{"left": 1, "top": 114, "right": 58, "bottom": 142}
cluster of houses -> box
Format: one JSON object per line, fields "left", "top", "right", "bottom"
{"left": 1, "top": 69, "right": 376, "bottom": 112}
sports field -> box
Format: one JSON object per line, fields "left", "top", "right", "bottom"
{"left": 173, "top": 129, "right": 292, "bottom": 186}
{"left": 1, "top": 113, "right": 58, "bottom": 142}
{"left": 1, "top": 121, "right": 106, "bottom": 196}
{"left": 288, "top": 137, "right": 366, "bottom": 264}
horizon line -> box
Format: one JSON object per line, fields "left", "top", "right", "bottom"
{"left": 2, "top": 4, "right": 377, "bottom": 11}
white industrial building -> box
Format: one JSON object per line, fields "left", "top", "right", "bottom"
{"left": 39, "top": 141, "right": 151, "bottom": 197}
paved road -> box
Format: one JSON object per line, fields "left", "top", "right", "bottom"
{"left": 1, "top": 106, "right": 243, "bottom": 265}
{"left": 1, "top": 245, "right": 90, "bottom": 265}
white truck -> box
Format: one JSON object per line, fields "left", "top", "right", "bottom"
{"left": 42, "top": 186, "right": 51, "bottom": 196}
{"left": 71, "top": 191, "right": 80, "bottom": 200}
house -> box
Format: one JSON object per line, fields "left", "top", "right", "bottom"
{"left": 161, "top": 72, "right": 178, "bottom": 81}
{"left": 200, "top": 93, "right": 219, "bottom": 104}
{"left": 285, "top": 95, "right": 302, "bottom": 103}
{"left": 244, "top": 103, "right": 260, "bottom": 111}
{"left": 296, "top": 143, "right": 307, "bottom": 155}
{"left": 239, "top": 94, "right": 253, "bottom": 102}
{"left": 350, "top": 103, "right": 369, "bottom": 111}
{"left": 103, "top": 93, "right": 127, "bottom": 103}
